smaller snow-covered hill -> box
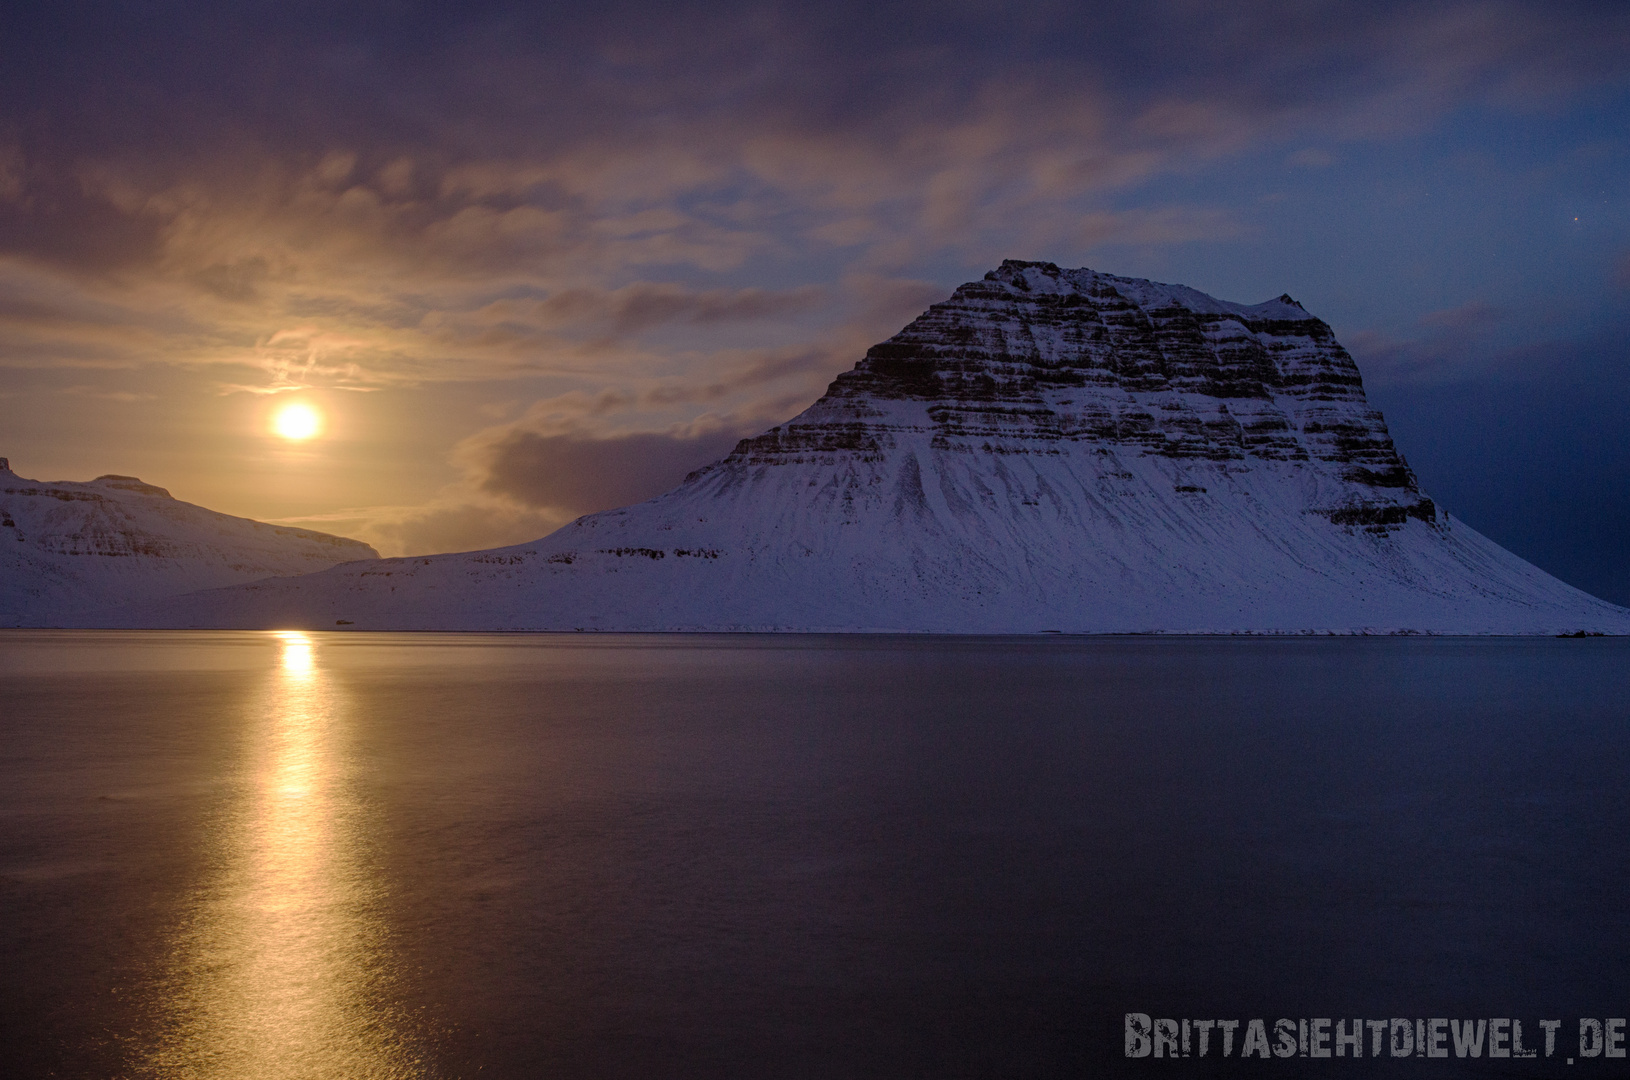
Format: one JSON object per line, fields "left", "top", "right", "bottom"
{"left": 1, "top": 458, "right": 377, "bottom": 625}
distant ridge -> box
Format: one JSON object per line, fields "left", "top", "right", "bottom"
{"left": 1, "top": 457, "right": 377, "bottom": 625}
{"left": 91, "top": 263, "right": 1630, "bottom": 633}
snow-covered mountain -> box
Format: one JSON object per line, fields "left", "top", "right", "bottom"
{"left": 100, "top": 261, "right": 1630, "bottom": 633}
{"left": 1, "top": 459, "right": 378, "bottom": 625}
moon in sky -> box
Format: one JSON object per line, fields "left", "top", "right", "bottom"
{"left": 271, "top": 403, "right": 323, "bottom": 441}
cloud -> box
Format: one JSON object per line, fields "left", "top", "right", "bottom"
{"left": 585, "top": 283, "right": 829, "bottom": 336}
{"left": 1347, "top": 309, "right": 1629, "bottom": 389}
{"left": 270, "top": 500, "right": 573, "bottom": 558}
{"left": 190, "top": 257, "right": 274, "bottom": 302}
{"left": 1285, "top": 148, "right": 1334, "bottom": 169}
{"left": 1074, "top": 206, "right": 1247, "bottom": 249}
{"left": 58, "top": 386, "right": 157, "bottom": 402}
{"left": 0, "top": 1, "right": 1621, "bottom": 399}
{"left": 1418, "top": 300, "right": 1501, "bottom": 331}
{"left": 430, "top": 283, "right": 831, "bottom": 352}
{"left": 1348, "top": 300, "right": 1517, "bottom": 385}
{"left": 464, "top": 421, "right": 750, "bottom": 516}
{"left": 1345, "top": 325, "right": 1512, "bottom": 388}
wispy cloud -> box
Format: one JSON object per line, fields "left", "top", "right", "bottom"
{"left": 1419, "top": 300, "right": 1502, "bottom": 331}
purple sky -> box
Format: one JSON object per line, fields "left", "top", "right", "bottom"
{"left": 1, "top": 0, "right": 1626, "bottom": 601}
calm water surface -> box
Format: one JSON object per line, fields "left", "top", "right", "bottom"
{"left": 1, "top": 631, "right": 1627, "bottom": 1078}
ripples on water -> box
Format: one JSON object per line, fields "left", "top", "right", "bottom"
{"left": 0, "top": 631, "right": 1627, "bottom": 1078}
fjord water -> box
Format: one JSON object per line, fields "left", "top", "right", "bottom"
{"left": 1, "top": 632, "right": 1626, "bottom": 1078}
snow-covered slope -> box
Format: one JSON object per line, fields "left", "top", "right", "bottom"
{"left": 1, "top": 459, "right": 378, "bottom": 625}
{"left": 107, "top": 261, "right": 1629, "bottom": 633}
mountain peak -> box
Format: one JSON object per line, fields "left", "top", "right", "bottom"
{"left": 980, "top": 259, "right": 1309, "bottom": 320}
{"left": 91, "top": 474, "right": 173, "bottom": 498}
{"left": 986, "top": 258, "right": 1066, "bottom": 284}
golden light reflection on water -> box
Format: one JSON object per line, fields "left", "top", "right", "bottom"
{"left": 146, "top": 631, "right": 422, "bottom": 1079}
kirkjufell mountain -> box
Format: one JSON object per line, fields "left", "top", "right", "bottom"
{"left": 0, "top": 458, "right": 377, "bottom": 626}
{"left": 92, "top": 262, "right": 1630, "bottom": 632}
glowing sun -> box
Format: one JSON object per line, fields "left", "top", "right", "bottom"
{"left": 271, "top": 402, "right": 323, "bottom": 441}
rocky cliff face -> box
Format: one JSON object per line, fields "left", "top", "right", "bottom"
{"left": 96, "top": 264, "right": 1630, "bottom": 633}
{"left": 730, "top": 261, "right": 1433, "bottom": 530}
{"left": 1, "top": 459, "right": 378, "bottom": 624}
